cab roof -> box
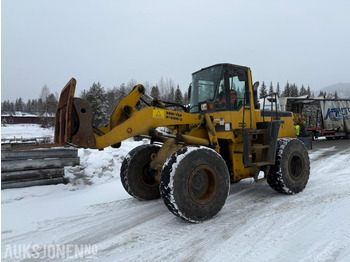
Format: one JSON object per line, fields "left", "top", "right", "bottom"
{"left": 192, "top": 63, "right": 251, "bottom": 75}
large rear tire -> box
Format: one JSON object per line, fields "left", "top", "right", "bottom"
{"left": 267, "top": 138, "right": 310, "bottom": 194}
{"left": 160, "top": 146, "right": 230, "bottom": 222}
{"left": 120, "top": 144, "right": 160, "bottom": 200}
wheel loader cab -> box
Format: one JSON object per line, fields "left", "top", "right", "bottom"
{"left": 190, "top": 64, "right": 250, "bottom": 113}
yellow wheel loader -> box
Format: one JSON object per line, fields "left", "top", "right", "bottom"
{"left": 55, "top": 63, "right": 311, "bottom": 222}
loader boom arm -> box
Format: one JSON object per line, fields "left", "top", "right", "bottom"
{"left": 55, "top": 78, "right": 204, "bottom": 149}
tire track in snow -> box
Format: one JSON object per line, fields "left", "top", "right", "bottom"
{"left": 1, "top": 199, "right": 169, "bottom": 261}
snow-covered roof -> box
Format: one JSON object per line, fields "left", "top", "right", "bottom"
{"left": 1, "top": 111, "right": 55, "bottom": 117}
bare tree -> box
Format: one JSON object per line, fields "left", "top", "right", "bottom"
{"left": 40, "top": 85, "right": 50, "bottom": 103}
{"left": 39, "top": 85, "right": 51, "bottom": 127}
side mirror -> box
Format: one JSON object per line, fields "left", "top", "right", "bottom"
{"left": 253, "top": 81, "right": 260, "bottom": 109}
{"left": 253, "top": 81, "right": 259, "bottom": 91}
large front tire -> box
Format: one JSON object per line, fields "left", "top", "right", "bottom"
{"left": 267, "top": 138, "right": 310, "bottom": 194}
{"left": 120, "top": 144, "right": 160, "bottom": 200}
{"left": 160, "top": 146, "right": 230, "bottom": 222}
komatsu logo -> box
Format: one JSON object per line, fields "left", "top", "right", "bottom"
{"left": 324, "top": 107, "right": 350, "bottom": 121}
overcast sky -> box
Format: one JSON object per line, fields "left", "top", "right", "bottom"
{"left": 2, "top": 0, "right": 350, "bottom": 102}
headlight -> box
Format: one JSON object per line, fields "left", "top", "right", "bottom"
{"left": 201, "top": 103, "right": 208, "bottom": 111}
{"left": 200, "top": 102, "right": 213, "bottom": 112}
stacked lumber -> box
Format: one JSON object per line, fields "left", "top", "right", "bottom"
{"left": 1, "top": 148, "right": 79, "bottom": 189}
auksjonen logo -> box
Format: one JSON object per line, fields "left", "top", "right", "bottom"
{"left": 4, "top": 244, "right": 98, "bottom": 260}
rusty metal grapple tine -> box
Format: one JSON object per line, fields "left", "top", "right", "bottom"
{"left": 54, "top": 78, "right": 77, "bottom": 144}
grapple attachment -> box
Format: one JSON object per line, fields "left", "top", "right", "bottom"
{"left": 54, "top": 78, "right": 76, "bottom": 145}
{"left": 54, "top": 78, "right": 96, "bottom": 148}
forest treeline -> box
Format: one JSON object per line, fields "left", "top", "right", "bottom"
{"left": 257, "top": 81, "right": 339, "bottom": 99}
{"left": 1, "top": 78, "right": 340, "bottom": 127}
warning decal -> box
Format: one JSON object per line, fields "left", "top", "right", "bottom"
{"left": 153, "top": 109, "right": 165, "bottom": 120}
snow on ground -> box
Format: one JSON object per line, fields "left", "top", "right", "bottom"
{"left": 1, "top": 124, "right": 350, "bottom": 261}
{"left": 1, "top": 124, "right": 54, "bottom": 141}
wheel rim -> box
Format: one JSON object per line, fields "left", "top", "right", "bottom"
{"left": 288, "top": 154, "right": 303, "bottom": 180}
{"left": 139, "top": 162, "right": 158, "bottom": 188}
{"left": 188, "top": 165, "right": 218, "bottom": 205}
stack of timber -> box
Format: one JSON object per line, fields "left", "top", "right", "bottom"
{"left": 1, "top": 148, "right": 80, "bottom": 189}
{"left": 1, "top": 136, "right": 52, "bottom": 150}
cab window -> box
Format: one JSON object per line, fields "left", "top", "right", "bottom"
{"left": 227, "top": 69, "right": 248, "bottom": 110}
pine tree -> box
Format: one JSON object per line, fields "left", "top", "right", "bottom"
{"left": 1, "top": 100, "right": 11, "bottom": 112}
{"left": 259, "top": 81, "right": 267, "bottom": 99}
{"left": 43, "top": 94, "right": 58, "bottom": 126}
{"left": 290, "top": 83, "right": 299, "bottom": 97}
{"left": 318, "top": 91, "right": 325, "bottom": 97}
{"left": 15, "top": 97, "right": 25, "bottom": 112}
{"left": 299, "top": 85, "right": 308, "bottom": 96}
{"left": 151, "top": 86, "right": 160, "bottom": 99}
{"left": 126, "top": 79, "right": 137, "bottom": 93}
{"left": 307, "top": 85, "right": 311, "bottom": 97}
{"left": 183, "top": 91, "right": 189, "bottom": 105}
{"left": 269, "top": 82, "right": 274, "bottom": 95}
{"left": 106, "top": 88, "right": 117, "bottom": 115}
{"left": 276, "top": 82, "right": 281, "bottom": 97}
{"left": 31, "top": 100, "right": 38, "bottom": 114}
{"left": 26, "top": 99, "right": 32, "bottom": 113}
{"left": 282, "top": 82, "right": 291, "bottom": 97}
{"left": 167, "top": 86, "right": 175, "bottom": 102}
{"left": 334, "top": 90, "right": 339, "bottom": 99}
{"left": 85, "top": 82, "right": 109, "bottom": 128}
{"left": 118, "top": 84, "right": 127, "bottom": 101}
{"left": 9, "top": 102, "right": 15, "bottom": 112}
{"left": 46, "top": 94, "right": 58, "bottom": 115}
{"left": 174, "top": 85, "right": 183, "bottom": 104}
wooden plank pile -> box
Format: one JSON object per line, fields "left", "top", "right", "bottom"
{"left": 1, "top": 136, "right": 53, "bottom": 150}
{"left": 1, "top": 148, "right": 80, "bottom": 189}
